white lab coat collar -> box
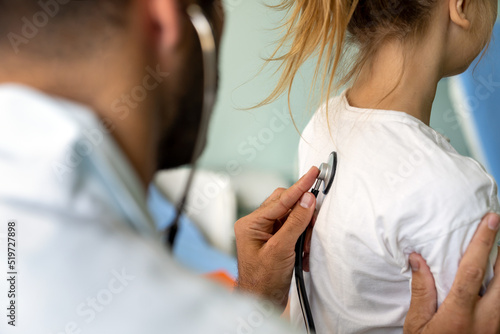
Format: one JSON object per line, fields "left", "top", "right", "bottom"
{"left": 0, "top": 84, "right": 158, "bottom": 240}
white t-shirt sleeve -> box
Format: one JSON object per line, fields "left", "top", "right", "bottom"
{"left": 411, "top": 221, "right": 499, "bottom": 305}
{"left": 393, "top": 156, "right": 500, "bottom": 306}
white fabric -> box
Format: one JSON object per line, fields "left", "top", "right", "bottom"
{"left": 154, "top": 168, "right": 237, "bottom": 255}
{"left": 0, "top": 84, "right": 295, "bottom": 334}
{"left": 290, "top": 92, "right": 500, "bottom": 334}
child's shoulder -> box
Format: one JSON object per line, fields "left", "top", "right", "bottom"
{"left": 382, "top": 131, "right": 499, "bottom": 244}
{"left": 301, "top": 95, "right": 499, "bottom": 218}
{"left": 386, "top": 126, "right": 494, "bottom": 190}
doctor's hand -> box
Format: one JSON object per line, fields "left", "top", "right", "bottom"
{"left": 404, "top": 213, "right": 500, "bottom": 334}
{"left": 234, "top": 167, "right": 319, "bottom": 310}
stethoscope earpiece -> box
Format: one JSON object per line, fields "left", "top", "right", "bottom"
{"left": 165, "top": 4, "right": 218, "bottom": 249}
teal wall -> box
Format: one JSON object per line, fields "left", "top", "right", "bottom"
{"left": 199, "top": 0, "right": 313, "bottom": 181}
{"left": 199, "top": 1, "right": 498, "bottom": 182}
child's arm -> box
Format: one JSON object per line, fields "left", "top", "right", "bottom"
{"left": 394, "top": 156, "right": 500, "bottom": 306}
{"left": 404, "top": 166, "right": 500, "bottom": 306}
{"left": 405, "top": 214, "right": 500, "bottom": 334}
{"left": 411, "top": 220, "right": 499, "bottom": 306}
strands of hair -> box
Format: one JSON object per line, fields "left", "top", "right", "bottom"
{"left": 263, "top": 0, "right": 496, "bottom": 113}
{"left": 260, "top": 0, "right": 445, "bottom": 112}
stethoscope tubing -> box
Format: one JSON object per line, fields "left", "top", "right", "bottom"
{"left": 295, "top": 151, "right": 337, "bottom": 334}
{"left": 166, "top": 4, "right": 218, "bottom": 249}
{"left": 294, "top": 188, "right": 320, "bottom": 333}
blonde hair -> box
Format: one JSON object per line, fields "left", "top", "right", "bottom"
{"left": 261, "top": 0, "right": 495, "bottom": 111}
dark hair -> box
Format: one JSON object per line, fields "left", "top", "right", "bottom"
{"left": 0, "top": 0, "right": 132, "bottom": 56}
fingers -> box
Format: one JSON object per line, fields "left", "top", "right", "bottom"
{"left": 303, "top": 210, "right": 319, "bottom": 272}
{"left": 233, "top": 168, "right": 320, "bottom": 310}
{"left": 404, "top": 253, "right": 437, "bottom": 334}
{"left": 403, "top": 215, "right": 500, "bottom": 334}
{"left": 261, "top": 187, "right": 286, "bottom": 207}
{"left": 303, "top": 225, "right": 313, "bottom": 272}
{"left": 496, "top": 246, "right": 500, "bottom": 270}
{"left": 259, "top": 167, "right": 319, "bottom": 221}
{"left": 488, "top": 245, "right": 500, "bottom": 289}
{"left": 269, "top": 192, "right": 316, "bottom": 254}
{"left": 305, "top": 211, "right": 318, "bottom": 253}
{"left": 272, "top": 211, "right": 291, "bottom": 234}
{"left": 447, "top": 213, "right": 499, "bottom": 312}
{"left": 480, "top": 246, "right": 500, "bottom": 313}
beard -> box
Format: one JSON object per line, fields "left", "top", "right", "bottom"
{"left": 155, "top": 1, "right": 223, "bottom": 171}
{"left": 155, "top": 74, "right": 206, "bottom": 170}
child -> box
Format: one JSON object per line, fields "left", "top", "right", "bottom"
{"left": 266, "top": 0, "right": 500, "bottom": 333}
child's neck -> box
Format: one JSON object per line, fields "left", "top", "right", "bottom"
{"left": 347, "top": 37, "right": 446, "bottom": 126}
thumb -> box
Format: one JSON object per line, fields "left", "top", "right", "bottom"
{"left": 271, "top": 192, "right": 316, "bottom": 253}
{"left": 404, "top": 253, "right": 437, "bottom": 334}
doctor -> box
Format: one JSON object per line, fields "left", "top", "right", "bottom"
{"left": 0, "top": 0, "right": 498, "bottom": 333}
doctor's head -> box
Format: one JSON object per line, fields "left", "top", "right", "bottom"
{"left": 265, "top": 0, "right": 498, "bottom": 106}
{"left": 0, "top": 0, "right": 224, "bottom": 183}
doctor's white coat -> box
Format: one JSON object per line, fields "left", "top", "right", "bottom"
{"left": 0, "top": 85, "right": 295, "bottom": 334}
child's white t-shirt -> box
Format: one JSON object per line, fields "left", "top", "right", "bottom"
{"left": 290, "top": 91, "right": 500, "bottom": 334}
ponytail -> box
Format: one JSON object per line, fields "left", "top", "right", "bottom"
{"left": 259, "top": 0, "right": 359, "bottom": 110}
{"left": 259, "top": 0, "right": 444, "bottom": 113}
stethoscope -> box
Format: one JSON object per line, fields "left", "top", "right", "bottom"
{"left": 295, "top": 151, "right": 337, "bottom": 334}
{"left": 165, "top": 4, "right": 218, "bottom": 248}
{"left": 162, "top": 4, "right": 339, "bottom": 333}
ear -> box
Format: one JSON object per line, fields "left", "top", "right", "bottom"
{"left": 449, "top": 0, "right": 472, "bottom": 30}
{"left": 149, "top": 0, "right": 182, "bottom": 48}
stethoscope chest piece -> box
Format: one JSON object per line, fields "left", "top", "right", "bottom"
{"left": 320, "top": 151, "right": 337, "bottom": 195}
{"left": 295, "top": 151, "right": 338, "bottom": 334}
{"left": 311, "top": 151, "right": 337, "bottom": 198}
